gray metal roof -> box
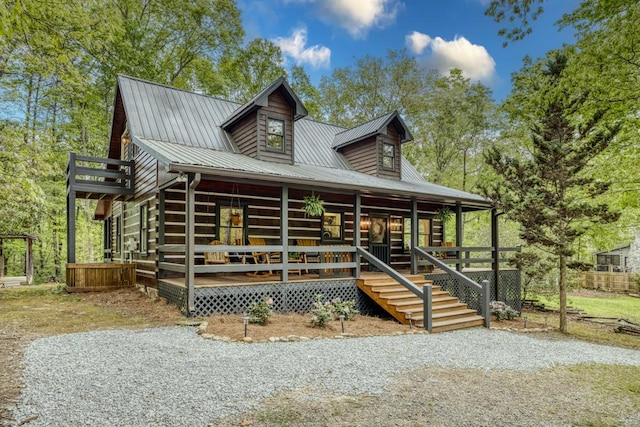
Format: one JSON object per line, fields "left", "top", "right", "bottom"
{"left": 332, "top": 111, "right": 413, "bottom": 149}
{"left": 135, "top": 137, "right": 489, "bottom": 206}
{"left": 119, "top": 75, "right": 490, "bottom": 208}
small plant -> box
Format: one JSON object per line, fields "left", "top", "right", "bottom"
{"left": 331, "top": 297, "right": 359, "bottom": 321}
{"left": 248, "top": 296, "right": 274, "bottom": 325}
{"left": 435, "top": 206, "right": 453, "bottom": 223}
{"left": 303, "top": 192, "right": 325, "bottom": 217}
{"left": 309, "top": 294, "right": 333, "bottom": 327}
{"left": 490, "top": 300, "right": 519, "bottom": 321}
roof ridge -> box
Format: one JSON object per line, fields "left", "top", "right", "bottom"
{"left": 334, "top": 110, "right": 397, "bottom": 136}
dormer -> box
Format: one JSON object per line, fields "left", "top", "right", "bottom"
{"left": 221, "top": 78, "right": 308, "bottom": 165}
{"left": 333, "top": 111, "right": 413, "bottom": 180}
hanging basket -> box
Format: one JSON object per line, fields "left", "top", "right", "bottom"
{"left": 230, "top": 211, "right": 241, "bottom": 226}
{"left": 303, "top": 192, "right": 325, "bottom": 217}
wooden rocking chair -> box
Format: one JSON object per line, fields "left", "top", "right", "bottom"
{"left": 204, "top": 240, "right": 230, "bottom": 265}
{"left": 297, "top": 239, "right": 320, "bottom": 273}
{"left": 247, "top": 237, "right": 274, "bottom": 277}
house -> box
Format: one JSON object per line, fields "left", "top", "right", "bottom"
{"left": 594, "top": 245, "right": 630, "bottom": 272}
{"left": 66, "top": 75, "right": 520, "bottom": 332}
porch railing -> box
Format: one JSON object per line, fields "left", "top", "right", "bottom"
{"left": 416, "top": 245, "right": 521, "bottom": 270}
{"left": 413, "top": 247, "right": 491, "bottom": 329}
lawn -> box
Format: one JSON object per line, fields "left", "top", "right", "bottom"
{"left": 534, "top": 292, "right": 640, "bottom": 323}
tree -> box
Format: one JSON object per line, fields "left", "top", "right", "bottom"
{"left": 290, "top": 65, "right": 321, "bottom": 119}
{"left": 483, "top": 50, "right": 621, "bottom": 333}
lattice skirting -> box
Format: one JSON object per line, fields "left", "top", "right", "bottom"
{"left": 426, "top": 270, "right": 521, "bottom": 314}
{"left": 160, "top": 280, "right": 380, "bottom": 318}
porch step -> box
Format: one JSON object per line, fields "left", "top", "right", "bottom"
{"left": 357, "top": 273, "right": 485, "bottom": 334}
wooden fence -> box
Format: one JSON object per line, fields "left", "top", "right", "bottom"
{"left": 578, "top": 271, "right": 639, "bottom": 293}
{"left": 66, "top": 263, "right": 135, "bottom": 292}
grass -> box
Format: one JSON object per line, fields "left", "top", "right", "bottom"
{"left": 534, "top": 292, "right": 640, "bottom": 323}
{"left": 0, "top": 284, "right": 181, "bottom": 336}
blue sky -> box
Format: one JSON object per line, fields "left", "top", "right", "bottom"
{"left": 238, "top": 0, "right": 580, "bottom": 101}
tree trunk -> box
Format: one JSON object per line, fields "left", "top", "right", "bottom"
{"left": 559, "top": 254, "right": 568, "bottom": 333}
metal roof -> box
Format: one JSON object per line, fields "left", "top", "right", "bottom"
{"left": 332, "top": 111, "right": 413, "bottom": 149}
{"left": 135, "top": 137, "right": 490, "bottom": 207}
{"left": 119, "top": 75, "right": 490, "bottom": 208}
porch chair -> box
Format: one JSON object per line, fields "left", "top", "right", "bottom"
{"left": 297, "top": 239, "right": 320, "bottom": 273}
{"left": 204, "top": 240, "right": 230, "bottom": 265}
{"left": 247, "top": 237, "right": 275, "bottom": 277}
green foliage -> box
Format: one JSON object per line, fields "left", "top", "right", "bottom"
{"left": 330, "top": 297, "right": 359, "bottom": 321}
{"left": 484, "top": 0, "right": 544, "bottom": 45}
{"left": 489, "top": 300, "right": 519, "bottom": 320}
{"left": 248, "top": 296, "right": 274, "bottom": 325}
{"left": 302, "top": 193, "right": 325, "bottom": 217}
{"left": 309, "top": 295, "right": 334, "bottom": 328}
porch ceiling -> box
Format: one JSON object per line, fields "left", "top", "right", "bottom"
{"left": 136, "top": 136, "right": 492, "bottom": 210}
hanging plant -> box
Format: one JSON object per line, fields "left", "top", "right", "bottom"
{"left": 230, "top": 210, "right": 241, "bottom": 226}
{"left": 303, "top": 192, "right": 325, "bottom": 217}
{"left": 435, "top": 206, "right": 453, "bottom": 223}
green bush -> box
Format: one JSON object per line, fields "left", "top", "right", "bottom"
{"left": 248, "top": 296, "right": 274, "bottom": 325}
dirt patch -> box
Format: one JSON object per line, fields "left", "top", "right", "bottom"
{"left": 204, "top": 313, "right": 410, "bottom": 341}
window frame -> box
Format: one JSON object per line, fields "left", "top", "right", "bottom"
{"left": 402, "top": 217, "right": 432, "bottom": 253}
{"left": 139, "top": 202, "right": 149, "bottom": 255}
{"left": 382, "top": 142, "right": 396, "bottom": 171}
{"left": 321, "top": 211, "right": 344, "bottom": 243}
{"left": 266, "top": 117, "right": 285, "bottom": 152}
{"left": 115, "top": 215, "right": 122, "bottom": 254}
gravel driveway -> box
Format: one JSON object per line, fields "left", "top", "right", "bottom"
{"left": 9, "top": 327, "right": 640, "bottom": 426}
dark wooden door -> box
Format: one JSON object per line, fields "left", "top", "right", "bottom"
{"left": 369, "top": 215, "right": 390, "bottom": 271}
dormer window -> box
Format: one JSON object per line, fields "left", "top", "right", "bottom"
{"left": 382, "top": 143, "right": 395, "bottom": 170}
{"left": 267, "top": 118, "right": 285, "bottom": 152}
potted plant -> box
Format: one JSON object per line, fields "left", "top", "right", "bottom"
{"left": 230, "top": 210, "right": 241, "bottom": 226}
{"left": 303, "top": 192, "right": 325, "bottom": 217}
{"left": 435, "top": 207, "right": 453, "bottom": 223}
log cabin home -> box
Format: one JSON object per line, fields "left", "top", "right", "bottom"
{"left": 66, "top": 75, "right": 520, "bottom": 332}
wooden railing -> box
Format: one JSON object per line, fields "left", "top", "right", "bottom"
{"left": 67, "top": 152, "right": 134, "bottom": 198}
{"left": 66, "top": 263, "right": 135, "bottom": 292}
{"left": 416, "top": 246, "right": 521, "bottom": 269}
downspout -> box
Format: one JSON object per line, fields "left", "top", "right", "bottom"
{"left": 186, "top": 172, "right": 201, "bottom": 315}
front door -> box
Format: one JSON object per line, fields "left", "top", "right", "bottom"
{"left": 369, "top": 215, "right": 390, "bottom": 271}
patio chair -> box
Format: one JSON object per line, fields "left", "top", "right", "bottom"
{"left": 204, "top": 240, "right": 229, "bottom": 265}
{"left": 247, "top": 237, "right": 274, "bottom": 277}
{"left": 297, "top": 239, "right": 320, "bottom": 273}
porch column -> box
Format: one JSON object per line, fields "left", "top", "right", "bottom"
{"left": 157, "top": 189, "right": 166, "bottom": 280}
{"left": 26, "top": 236, "right": 33, "bottom": 285}
{"left": 455, "top": 202, "right": 463, "bottom": 272}
{"left": 491, "top": 208, "right": 500, "bottom": 300}
{"left": 281, "top": 185, "right": 289, "bottom": 283}
{"left": 354, "top": 192, "right": 361, "bottom": 277}
{"left": 410, "top": 198, "right": 418, "bottom": 275}
{"left": 185, "top": 173, "right": 201, "bottom": 315}
{"left": 67, "top": 153, "right": 76, "bottom": 264}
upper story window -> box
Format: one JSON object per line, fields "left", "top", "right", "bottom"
{"left": 267, "top": 118, "right": 285, "bottom": 152}
{"left": 382, "top": 143, "right": 395, "bottom": 170}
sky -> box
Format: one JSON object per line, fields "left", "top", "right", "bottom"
{"left": 238, "top": 0, "right": 580, "bottom": 101}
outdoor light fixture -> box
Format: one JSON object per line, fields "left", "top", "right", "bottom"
{"left": 523, "top": 316, "right": 528, "bottom": 329}
{"left": 339, "top": 315, "right": 345, "bottom": 334}
{"left": 242, "top": 316, "right": 250, "bottom": 338}
{"left": 407, "top": 312, "right": 413, "bottom": 330}
{"left": 544, "top": 315, "right": 548, "bottom": 327}
{"left": 175, "top": 172, "right": 187, "bottom": 183}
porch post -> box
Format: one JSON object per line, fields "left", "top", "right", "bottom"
{"left": 157, "top": 189, "right": 166, "bottom": 280}
{"left": 491, "top": 208, "right": 500, "bottom": 300}
{"left": 281, "top": 185, "right": 289, "bottom": 283}
{"left": 26, "top": 236, "right": 33, "bottom": 285}
{"left": 67, "top": 190, "right": 76, "bottom": 264}
{"left": 185, "top": 173, "right": 201, "bottom": 315}
{"left": 455, "top": 202, "right": 462, "bottom": 272}
{"left": 354, "top": 192, "right": 361, "bottom": 277}
{"left": 410, "top": 197, "right": 418, "bottom": 275}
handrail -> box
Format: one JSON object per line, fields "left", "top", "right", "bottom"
{"left": 356, "top": 247, "right": 423, "bottom": 298}
{"left": 413, "top": 247, "right": 490, "bottom": 328}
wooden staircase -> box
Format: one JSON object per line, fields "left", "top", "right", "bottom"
{"left": 357, "top": 274, "right": 484, "bottom": 333}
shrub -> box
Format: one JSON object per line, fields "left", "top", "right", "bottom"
{"left": 309, "top": 295, "right": 334, "bottom": 327}
{"left": 248, "top": 296, "right": 274, "bottom": 325}
{"left": 490, "top": 300, "right": 519, "bottom": 321}
{"left": 331, "top": 297, "right": 359, "bottom": 321}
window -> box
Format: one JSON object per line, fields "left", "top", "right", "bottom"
{"left": 139, "top": 203, "right": 149, "bottom": 255}
{"left": 218, "top": 204, "right": 245, "bottom": 245}
{"left": 403, "top": 218, "right": 431, "bottom": 252}
{"left": 382, "top": 143, "right": 395, "bottom": 170}
{"left": 267, "top": 118, "right": 285, "bottom": 151}
{"left": 115, "top": 216, "right": 122, "bottom": 253}
{"left": 104, "top": 217, "right": 113, "bottom": 260}
{"left": 322, "top": 212, "right": 343, "bottom": 241}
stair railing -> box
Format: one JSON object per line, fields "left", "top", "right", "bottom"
{"left": 356, "top": 246, "right": 434, "bottom": 332}
{"left": 413, "top": 247, "right": 490, "bottom": 328}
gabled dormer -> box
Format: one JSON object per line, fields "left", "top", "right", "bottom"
{"left": 221, "top": 78, "right": 308, "bottom": 165}
{"left": 333, "top": 111, "right": 413, "bottom": 180}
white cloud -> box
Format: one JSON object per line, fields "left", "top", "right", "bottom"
{"left": 273, "top": 27, "right": 331, "bottom": 68}
{"left": 294, "top": 0, "right": 400, "bottom": 39}
{"left": 405, "top": 31, "right": 431, "bottom": 55}
{"left": 409, "top": 33, "right": 496, "bottom": 83}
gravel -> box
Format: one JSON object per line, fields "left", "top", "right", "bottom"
{"left": 9, "top": 327, "right": 640, "bottom": 426}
